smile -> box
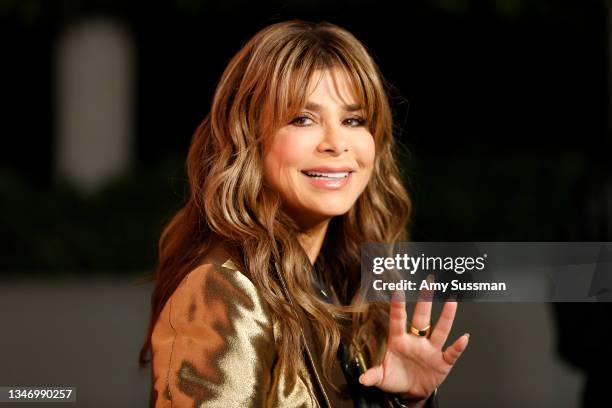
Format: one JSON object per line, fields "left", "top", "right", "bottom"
{"left": 300, "top": 170, "right": 354, "bottom": 189}
{"left": 302, "top": 171, "right": 350, "bottom": 179}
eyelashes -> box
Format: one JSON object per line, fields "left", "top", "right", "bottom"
{"left": 344, "top": 117, "right": 368, "bottom": 127}
{"left": 289, "top": 114, "right": 368, "bottom": 127}
{"left": 289, "top": 115, "right": 314, "bottom": 126}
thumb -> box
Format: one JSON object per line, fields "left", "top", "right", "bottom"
{"left": 359, "top": 365, "right": 384, "bottom": 387}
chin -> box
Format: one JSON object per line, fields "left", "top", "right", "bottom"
{"left": 311, "top": 204, "right": 354, "bottom": 218}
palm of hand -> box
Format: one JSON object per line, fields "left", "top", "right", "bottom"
{"left": 359, "top": 291, "right": 469, "bottom": 402}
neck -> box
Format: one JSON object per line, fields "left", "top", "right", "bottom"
{"left": 296, "top": 218, "right": 331, "bottom": 265}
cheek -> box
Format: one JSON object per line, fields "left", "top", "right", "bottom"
{"left": 263, "top": 131, "right": 311, "bottom": 186}
{"left": 354, "top": 133, "right": 376, "bottom": 169}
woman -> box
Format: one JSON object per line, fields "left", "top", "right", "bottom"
{"left": 139, "top": 20, "right": 469, "bottom": 408}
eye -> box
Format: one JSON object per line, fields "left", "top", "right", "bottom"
{"left": 290, "top": 115, "right": 315, "bottom": 127}
{"left": 344, "top": 116, "right": 368, "bottom": 127}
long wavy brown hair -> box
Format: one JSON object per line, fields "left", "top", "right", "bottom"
{"left": 139, "top": 19, "right": 412, "bottom": 389}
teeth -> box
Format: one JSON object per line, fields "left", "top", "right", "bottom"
{"left": 304, "top": 171, "right": 350, "bottom": 179}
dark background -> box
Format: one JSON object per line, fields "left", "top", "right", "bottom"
{"left": 0, "top": 0, "right": 609, "bottom": 407}
{"left": 2, "top": 0, "right": 609, "bottom": 271}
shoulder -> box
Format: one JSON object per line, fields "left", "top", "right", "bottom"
{"left": 168, "top": 244, "right": 268, "bottom": 323}
{"left": 150, "top": 244, "right": 279, "bottom": 407}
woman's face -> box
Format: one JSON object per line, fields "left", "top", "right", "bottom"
{"left": 263, "top": 68, "right": 375, "bottom": 228}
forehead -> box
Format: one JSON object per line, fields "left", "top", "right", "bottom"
{"left": 304, "top": 68, "right": 362, "bottom": 108}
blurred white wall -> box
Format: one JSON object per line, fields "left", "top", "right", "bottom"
{"left": 55, "top": 18, "right": 135, "bottom": 192}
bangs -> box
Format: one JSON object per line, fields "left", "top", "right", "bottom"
{"left": 261, "top": 43, "right": 382, "bottom": 143}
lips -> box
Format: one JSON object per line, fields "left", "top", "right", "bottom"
{"left": 300, "top": 166, "right": 355, "bottom": 180}
{"left": 300, "top": 166, "right": 355, "bottom": 189}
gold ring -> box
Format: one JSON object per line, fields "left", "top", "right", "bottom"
{"left": 409, "top": 323, "right": 431, "bottom": 337}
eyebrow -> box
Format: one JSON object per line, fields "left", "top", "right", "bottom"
{"left": 304, "top": 101, "right": 363, "bottom": 113}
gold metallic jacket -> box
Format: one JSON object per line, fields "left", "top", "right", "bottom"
{"left": 150, "top": 245, "right": 431, "bottom": 407}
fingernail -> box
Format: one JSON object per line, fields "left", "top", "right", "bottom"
{"left": 359, "top": 374, "right": 365, "bottom": 384}
{"left": 464, "top": 333, "right": 470, "bottom": 339}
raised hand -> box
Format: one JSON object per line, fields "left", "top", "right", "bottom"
{"left": 359, "top": 287, "right": 469, "bottom": 404}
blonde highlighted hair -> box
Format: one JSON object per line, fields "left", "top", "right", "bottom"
{"left": 140, "top": 19, "right": 412, "bottom": 388}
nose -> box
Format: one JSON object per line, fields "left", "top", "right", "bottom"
{"left": 317, "top": 123, "right": 349, "bottom": 156}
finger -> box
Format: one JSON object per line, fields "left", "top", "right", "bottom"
{"left": 411, "top": 300, "right": 432, "bottom": 335}
{"left": 430, "top": 301, "right": 458, "bottom": 349}
{"left": 442, "top": 333, "right": 470, "bottom": 366}
{"left": 411, "top": 275, "right": 434, "bottom": 331}
{"left": 359, "top": 365, "right": 384, "bottom": 387}
{"left": 389, "top": 289, "right": 407, "bottom": 337}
